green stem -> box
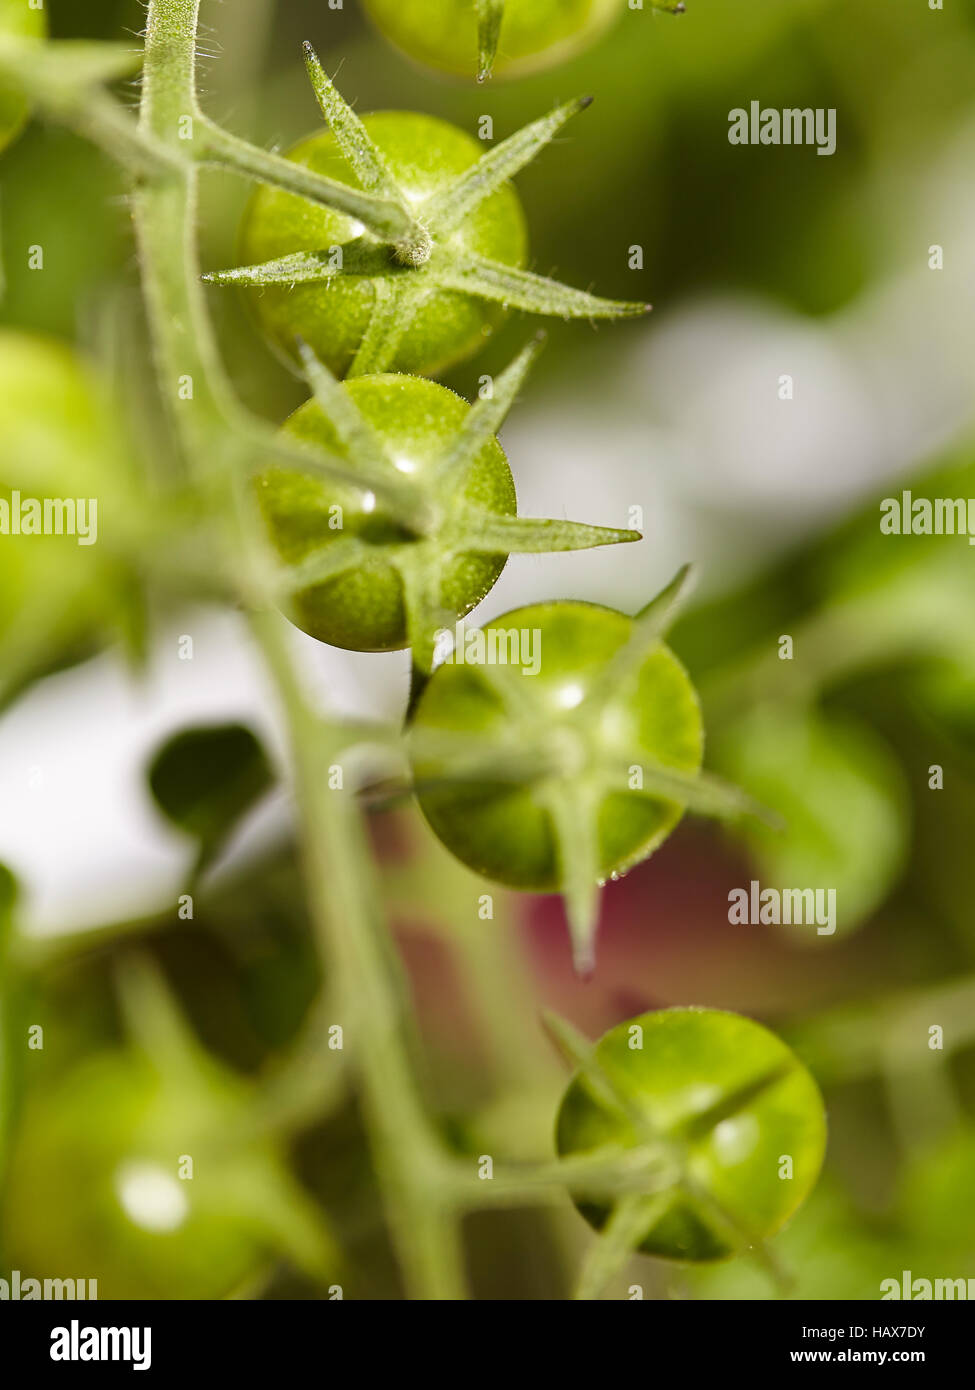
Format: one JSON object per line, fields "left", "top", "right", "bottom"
{"left": 249, "top": 610, "right": 467, "bottom": 1299}
{"left": 197, "top": 117, "right": 420, "bottom": 245}
{"left": 444, "top": 1146, "right": 679, "bottom": 1210}
{"left": 574, "top": 1194, "right": 669, "bottom": 1301}
{"left": 136, "top": 0, "right": 466, "bottom": 1301}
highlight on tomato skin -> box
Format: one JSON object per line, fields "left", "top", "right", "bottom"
{"left": 555, "top": 1007, "right": 828, "bottom": 1262}
{"left": 0, "top": 1047, "right": 339, "bottom": 1300}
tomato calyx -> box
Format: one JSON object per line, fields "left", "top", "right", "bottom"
{"left": 410, "top": 570, "right": 773, "bottom": 974}
{"left": 267, "top": 337, "right": 641, "bottom": 666}
{"left": 204, "top": 47, "right": 648, "bottom": 377}
{"left": 550, "top": 1008, "right": 827, "bottom": 1273}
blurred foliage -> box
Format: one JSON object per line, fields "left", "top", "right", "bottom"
{"left": 715, "top": 705, "right": 909, "bottom": 937}
{"left": 147, "top": 724, "right": 276, "bottom": 877}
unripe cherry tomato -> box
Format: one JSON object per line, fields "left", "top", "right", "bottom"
{"left": 238, "top": 112, "right": 526, "bottom": 377}
{"left": 0, "top": 0, "right": 46, "bottom": 153}
{"left": 410, "top": 600, "right": 703, "bottom": 889}
{"left": 0, "top": 328, "right": 126, "bottom": 496}
{"left": 362, "top": 0, "right": 620, "bottom": 82}
{"left": 556, "top": 1007, "right": 827, "bottom": 1262}
{"left": 262, "top": 373, "right": 515, "bottom": 651}
{"left": 2, "top": 1050, "right": 336, "bottom": 1299}
{"left": 0, "top": 329, "right": 136, "bottom": 693}
{"left": 714, "top": 705, "right": 908, "bottom": 938}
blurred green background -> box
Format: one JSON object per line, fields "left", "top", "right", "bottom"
{"left": 2, "top": 0, "right": 975, "bottom": 1299}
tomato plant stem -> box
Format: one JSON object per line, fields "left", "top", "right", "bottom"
{"left": 249, "top": 609, "right": 468, "bottom": 1299}
{"left": 135, "top": 0, "right": 469, "bottom": 1301}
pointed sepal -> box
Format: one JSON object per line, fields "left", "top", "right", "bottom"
{"left": 581, "top": 564, "right": 696, "bottom": 712}
{"left": 425, "top": 98, "right": 592, "bottom": 232}
{"left": 475, "top": 0, "right": 506, "bottom": 81}
{"left": 436, "top": 251, "right": 651, "bottom": 320}
{"left": 301, "top": 41, "right": 402, "bottom": 200}
{"left": 544, "top": 784, "right": 602, "bottom": 977}
{"left": 434, "top": 335, "right": 544, "bottom": 490}
{"left": 453, "top": 512, "right": 641, "bottom": 555}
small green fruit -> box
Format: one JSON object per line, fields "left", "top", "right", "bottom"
{"left": 363, "top": 0, "right": 621, "bottom": 82}
{"left": 556, "top": 1007, "right": 827, "bottom": 1262}
{"left": 411, "top": 600, "right": 703, "bottom": 890}
{"left": 238, "top": 112, "right": 527, "bottom": 377}
{"left": 262, "top": 373, "right": 514, "bottom": 651}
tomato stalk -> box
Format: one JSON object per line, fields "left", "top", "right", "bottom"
{"left": 137, "top": 0, "right": 469, "bottom": 1301}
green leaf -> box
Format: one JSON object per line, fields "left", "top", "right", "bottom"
{"left": 253, "top": 425, "right": 428, "bottom": 526}
{"left": 397, "top": 549, "right": 455, "bottom": 677}
{"left": 0, "top": 38, "right": 143, "bottom": 93}
{"left": 575, "top": 1191, "right": 674, "bottom": 1301}
{"left": 147, "top": 723, "right": 275, "bottom": 875}
{"left": 616, "top": 759, "right": 779, "bottom": 828}
{"left": 199, "top": 119, "right": 416, "bottom": 242}
{"left": 634, "top": 562, "right": 697, "bottom": 629}
{"left": 541, "top": 1012, "right": 635, "bottom": 1122}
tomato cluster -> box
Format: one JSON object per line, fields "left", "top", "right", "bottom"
{"left": 225, "top": 57, "right": 773, "bottom": 984}
{"left": 0, "top": 5, "right": 829, "bottom": 1283}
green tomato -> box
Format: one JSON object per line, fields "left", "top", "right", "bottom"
{"left": 238, "top": 112, "right": 527, "bottom": 377}
{"left": 2, "top": 1050, "right": 335, "bottom": 1299}
{"left": 0, "top": 328, "right": 126, "bottom": 497}
{"left": 410, "top": 601, "right": 703, "bottom": 890}
{"left": 715, "top": 706, "right": 908, "bottom": 939}
{"left": 556, "top": 1008, "right": 827, "bottom": 1262}
{"left": 0, "top": 329, "right": 137, "bottom": 698}
{"left": 363, "top": 0, "right": 620, "bottom": 81}
{"left": 0, "top": 0, "right": 46, "bottom": 153}
{"left": 262, "top": 373, "right": 515, "bottom": 651}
